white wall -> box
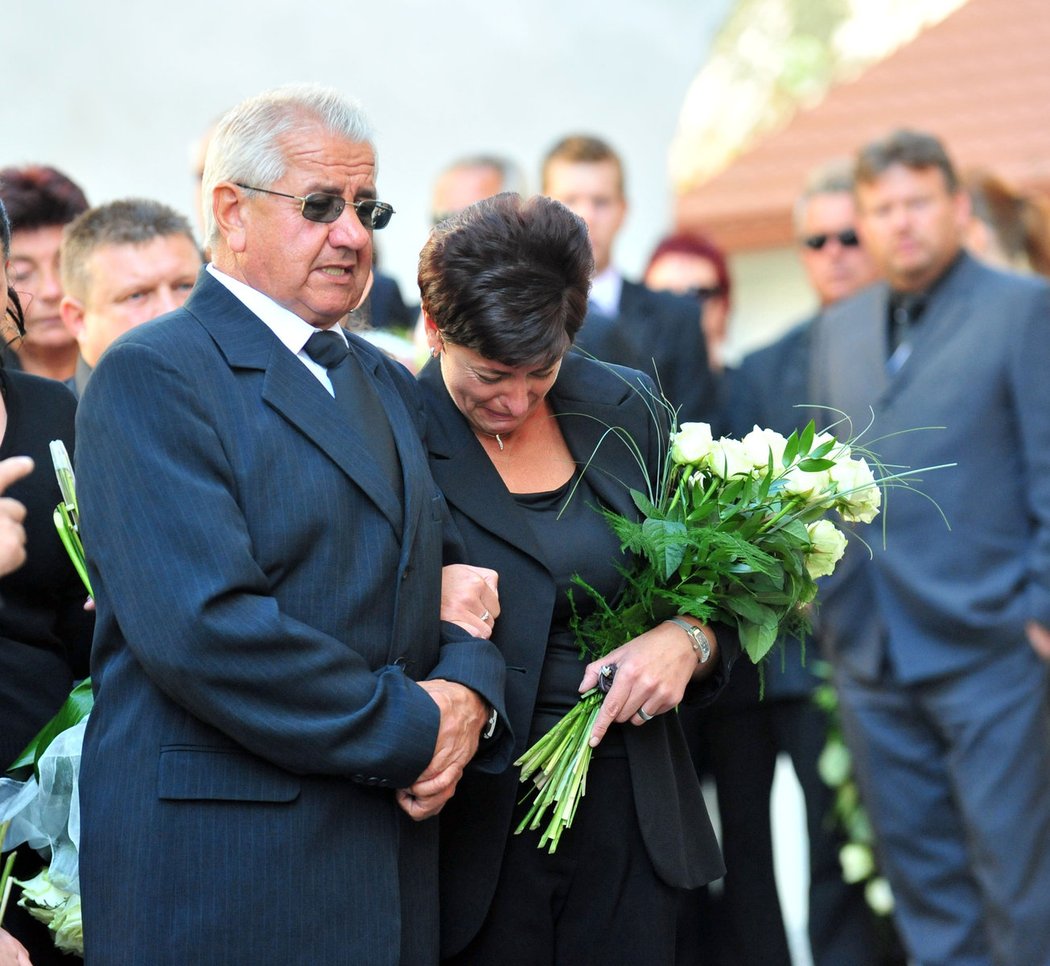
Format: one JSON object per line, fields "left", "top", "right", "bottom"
{"left": 7, "top": 0, "right": 734, "bottom": 301}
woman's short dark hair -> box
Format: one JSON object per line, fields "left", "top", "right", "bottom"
{"left": 0, "top": 164, "right": 89, "bottom": 232}
{"left": 418, "top": 193, "right": 593, "bottom": 366}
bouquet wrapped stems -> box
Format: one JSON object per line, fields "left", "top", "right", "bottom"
{"left": 514, "top": 689, "right": 603, "bottom": 851}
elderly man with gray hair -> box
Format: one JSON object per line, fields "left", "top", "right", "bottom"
{"left": 75, "top": 83, "right": 510, "bottom": 966}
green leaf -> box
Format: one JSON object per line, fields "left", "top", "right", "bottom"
{"left": 725, "top": 593, "right": 775, "bottom": 626}
{"left": 798, "top": 457, "right": 835, "bottom": 472}
{"left": 641, "top": 517, "right": 686, "bottom": 580}
{"left": 6, "top": 679, "right": 94, "bottom": 780}
{"left": 798, "top": 420, "right": 816, "bottom": 457}
{"left": 739, "top": 618, "right": 778, "bottom": 664}
{"left": 629, "top": 488, "right": 658, "bottom": 518}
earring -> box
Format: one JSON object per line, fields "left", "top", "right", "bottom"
{"left": 430, "top": 345, "right": 440, "bottom": 359}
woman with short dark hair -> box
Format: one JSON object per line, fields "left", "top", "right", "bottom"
{"left": 419, "top": 193, "right": 736, "bottom": 964}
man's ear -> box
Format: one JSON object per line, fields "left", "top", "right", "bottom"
{"left": 59, "top": 294, "right": 87, "bottom": 341}
{"left": 212, "top": 183, "right": 247, "bottom": 253}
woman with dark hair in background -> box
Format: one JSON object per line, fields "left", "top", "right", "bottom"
{"left": 645, "top": 232, "right": 732, "bottom": 373}
{"left": 0, "top": 197, "right": 93, "bottom": 965}
{"left": 418, "top": 193, "right": 736, "bottom": 965}
{"left": 0, "top": 166, "right": 88, "bottom": 380}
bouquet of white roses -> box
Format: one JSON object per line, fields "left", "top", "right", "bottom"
{"left": 515, "top": 417, "right": 889, "bottom": 852}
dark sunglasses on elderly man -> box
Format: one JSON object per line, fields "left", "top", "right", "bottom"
{"left": 800, "top": 228, "right": 860, "bottom": 251}
{"left": 235, "top": 183, "right": 395, "bottom": 230}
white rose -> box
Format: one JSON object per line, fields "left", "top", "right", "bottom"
{"left": 864, "top": 877, "right": 895, "bottom": 916}
{"left": 671, "top": 422, "right": 714, "bottom": 465}
{"left": 814, "top": 431, "right": 850, "bottom": 461}
{"left": 51, "top": 894, "right": 84, "bottom": 955}
{"left": 806, "top": 520, "right": 848, "bottom": 578}
{"left": 783, "top": 463, "right": 831, "bottom": 501}
{"left": 741, "top": 426, "right": 788, "bottom": 470}
{"left": 831, "top": 457, "right": 881, "bottom": 524}
{"left": 839, "top": 842, "right": 875, "bottom": 884}
{"left": 707, "top": 437, "right": 753, "bottom": 479}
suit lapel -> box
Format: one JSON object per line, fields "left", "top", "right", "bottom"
{"left": 810, "top": 285, "right": 889, "bottom": 432}
{"left": 187, "top": 272, "right": 405, "bottom": 534}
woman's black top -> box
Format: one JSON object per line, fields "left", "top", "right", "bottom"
{"left": 0, "top": 368, "right": 93, "bottom": 768}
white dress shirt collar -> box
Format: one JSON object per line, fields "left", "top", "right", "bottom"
{"left": 206, "top": 263, "right": 345, "bottom": 392}
{"left": 588, "top": 265, "right": 624, "bottom": 317}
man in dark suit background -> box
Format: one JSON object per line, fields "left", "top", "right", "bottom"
{"left": 701, "top": 160, "right": 888, "bottom": 966}
{"left": 75, "top": 83, "right": 509, "bottom": 966}
{"left": 541, "top": 135, "right": 720, "bottom": 427}
{"left": 810, "top": 129, "right": 1050, "bottom": 965}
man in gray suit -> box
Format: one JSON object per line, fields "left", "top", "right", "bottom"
{"left": 811, "top": 129, "right": 1050, "bottom": 965}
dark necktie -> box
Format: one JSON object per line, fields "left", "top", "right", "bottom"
{"left": 303, "top": 330, "right": 403, "bottom": 506}
{"left": 887, "top": 294, "right": 926, "bottom": 373}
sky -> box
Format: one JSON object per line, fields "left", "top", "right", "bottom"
{"left": 7, "top": 0, "right": 733, "bottom": 298}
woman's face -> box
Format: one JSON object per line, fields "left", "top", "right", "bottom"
{"left": 438, "top": 340, "right": 562, "bottom": 438}
{"left": 7, "top": 225, "right": 75, "bottom": 352}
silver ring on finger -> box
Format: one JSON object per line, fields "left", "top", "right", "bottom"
{"left": 636, "top": 707, "right": 654, "bottom": 723}
{"left": 479, "top": 610, "right": 490, "bottom": 622}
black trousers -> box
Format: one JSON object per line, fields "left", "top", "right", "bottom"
{"left": 444, "top": 756, "right": 679, "bottom": 966}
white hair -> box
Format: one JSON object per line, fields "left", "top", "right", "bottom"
{"left": 202, "top": 83, "right": 375, "bottom": 246}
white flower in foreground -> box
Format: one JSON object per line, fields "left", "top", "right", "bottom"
{"left": 782, "top": 460, "right": 832, "bottom": 501}
{"left": 840, "top": 842, "right": 875, "bottom": 884}
{"left": 831, "top": 457, "right": 881, "bottom": 523}
{"left": 15, "top": 869, "right": 69, "bottom": 925}
{"left": 806, "top": 520, "right": 848, "bottom": 578}
{"left": 865, "top": 877, "right": 895, "bottom": 916}
{"left": 50, "top": 893, "right": 84, "bottom": 954}
{"left": 741, "top": 425, "right": 788, "bottom": 469}
{"left": 707, "top": 437, "right": 752, "bottom": 479}
{"left": 815, "top": 431, "right": 850, "bottom": 461}
{"left": 671, "top": 422, "right": 715, "bottom": 465}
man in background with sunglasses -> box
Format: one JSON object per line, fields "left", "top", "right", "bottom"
{"left": 796, "top": 160, "right": 880, "bottom": 311}
{"left": 703, "top": 160, "right": 891, "bottom": 966}
{"left": 74, "top": 83, "right": 510, "bottom": 966}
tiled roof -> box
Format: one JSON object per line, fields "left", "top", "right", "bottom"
{"left": 675, "top": 0, "right": 1050, "bottom": 252}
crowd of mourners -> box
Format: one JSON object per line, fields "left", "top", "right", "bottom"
{"left": 2, "top": 82, "right": 1050, "bottom": 966}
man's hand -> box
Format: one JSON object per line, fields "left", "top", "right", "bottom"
{"left": 0, "top": 927, "right": 33, "bottom": 966}
{"left": 1026, "top": 620, "right": 1050, "bottom": 660}
{"left": 396, "top": 679, "right": 489, "bottom": 821}
{"left": 0, "top": 456, "right": 33, "bottom": 578}
{"left": 439, "top": 565, "right": 499, "bottom": 639}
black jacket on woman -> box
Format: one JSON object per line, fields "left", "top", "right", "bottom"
{"left": 0, "top": 368, "right": 93, "bottom": 768}
{"left": 419, "top": 352, "right": 736, "bottom": 958}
